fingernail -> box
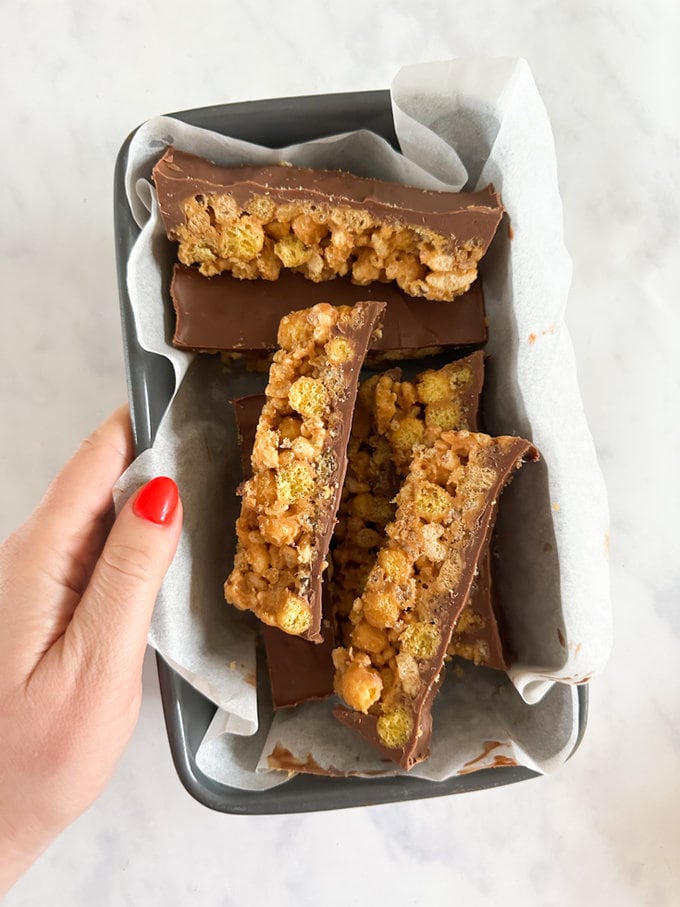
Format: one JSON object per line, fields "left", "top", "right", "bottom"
{"left": 133, "top": 476, "right": 179, "bottom": 525}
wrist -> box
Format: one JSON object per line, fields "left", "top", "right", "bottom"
{"left": 0, "top": 809, "right": 58, "bottom": 896}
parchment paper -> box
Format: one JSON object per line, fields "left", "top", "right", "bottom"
{"left": 116, "top": 57, "right": 611, "bottom": 789}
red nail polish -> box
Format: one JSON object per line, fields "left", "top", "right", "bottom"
{"left": 133, "top": 476, "right": 179, "bottom": 525}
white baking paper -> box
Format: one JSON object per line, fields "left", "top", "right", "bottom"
{"left": 116, "top": 57, "right": 611, "bottom": 789}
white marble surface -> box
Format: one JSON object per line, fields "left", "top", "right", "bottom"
{"left": 1, "top": 2, "right": 678, "bottom": 905}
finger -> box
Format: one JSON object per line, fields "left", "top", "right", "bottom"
{"left": 34, "top": 404, "right": 134, "bottom": 568}
{"left": 0, "top": 406, "right": 134, "bottom": 671}
{"left": 58, "top": 476, "right": 182, "bottom": 688}
{"left": 24, "top": 404, "right": 134, "bottom": 600}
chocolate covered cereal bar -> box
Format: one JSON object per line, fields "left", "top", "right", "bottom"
{"left": 330, "top": 353, "right": 484, "bottom": 626}
{"left": 224, "top": 301, "right": 385, "bottom": 642}
{"left": 333, "top": 431, "right": 538, "bottom": 768}
{"left": 332, "top": 353, "right": 511, "bottom": 674}
{"left": 232, "top": 394, "right": 335, "bottom": 708}
{"left": 153, "top": 148, "right": 503, "bottom": 301}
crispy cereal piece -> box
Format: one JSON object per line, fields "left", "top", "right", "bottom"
{"left": 153, "top": 148, "right": 503, "bottom": 301}
{"left": 224, "top": 301, "right": 385, "bottom": 641}
{"left": 333, "top": 431, "right": 538, "bottom": 768}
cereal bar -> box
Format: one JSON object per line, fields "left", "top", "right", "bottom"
{"left": 232, "top": 394, "right": 335, "bottom": 708}
{"left": 330, "top": 353, "right": 484, "bottom": 628}
{"left": 333, "top": 431, "right": 538, "bottom": 768}
{"left": 332, "top": 352, "right": 512, "bottom": 674}
{"left": 224, "top": 301, "right": 385, "bottom": 642}
{"left": 153, "top": 147, "right": 503, "bottom": 301}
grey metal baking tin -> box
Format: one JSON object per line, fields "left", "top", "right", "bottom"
{"left": 114, "top": 90, "right": 588, "bottom": 815}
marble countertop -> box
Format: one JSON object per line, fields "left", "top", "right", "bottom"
{"left": 2, "top": 2, "right": 677, "bottom": 905}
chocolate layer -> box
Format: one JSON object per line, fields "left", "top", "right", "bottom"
{"left": 154, "top": 147, "right": 502, "bottom": 243}
{"left": 298, "top": 302, "right": 386, "bottom": 641}
{"left": 261, "top": 606, "right": 335, "bottom": 709}
{"left": 232, "top": 394, "right": 263, "bottom": 477}
{"left": 450, "top": 555, "right": 511, "bottom": 672}
{"left": 171, "top": 265, "right": 487, "bottom": 355}
{"left": 232, "top": 393, "right": 335, "bottom": 708}
{"left": 334, "top": 434, "right": 538, "bottom": 769}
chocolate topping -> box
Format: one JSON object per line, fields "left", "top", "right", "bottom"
{"left": 300, "top": 302, "right": 386, "bottom": 640}
{"left": 232, "top": 394, "right": 263, "bottom": 477}
{"left": 153, "top": 147, "right": 503, "bottom": 243}
{"left": 170, "top": 265, "right": 487, "bottom": 355}
{"left": 261, "top": 613, "right": 335, "bottom": 709}
{"left": 450, "top": 554, "right": 511, "bottom": 672}
{"left": 232, "top": 393, "right": 335, "bottom": 708}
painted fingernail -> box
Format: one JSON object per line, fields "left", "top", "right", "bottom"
{"left": 133, "top": 476, "right": 179, "bottom": 525}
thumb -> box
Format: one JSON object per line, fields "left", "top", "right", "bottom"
{"left": 65, "top": 476, "right": 182, "bottom": 680}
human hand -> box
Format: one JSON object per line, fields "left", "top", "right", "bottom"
{"left": 0, "top": 406, "right": 182, "bottom": 895}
